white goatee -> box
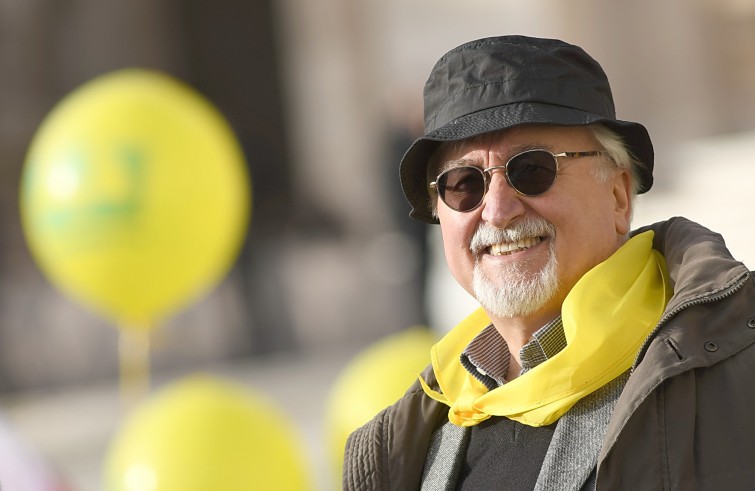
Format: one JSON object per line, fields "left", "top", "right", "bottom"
{"left": 471, "top": 217, "right": 559, "bottom": 318}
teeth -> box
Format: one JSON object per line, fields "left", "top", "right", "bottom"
{"left": 489, "top": 237, "right": 542, "bottom": 256}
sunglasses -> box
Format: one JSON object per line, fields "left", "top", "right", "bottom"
{"left": 429, "top": 149, "right": 607, "bottom": 213}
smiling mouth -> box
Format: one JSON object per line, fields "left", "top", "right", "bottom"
{"left": 488, "top": 236, "right": 544, "bottom": 256}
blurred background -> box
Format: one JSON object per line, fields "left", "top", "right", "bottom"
{"left": 1, "top": 0, "right": 755, "bottom": 490}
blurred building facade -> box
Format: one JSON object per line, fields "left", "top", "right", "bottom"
{"left": 1, "top": 0, "right": 755, "bottom": 392}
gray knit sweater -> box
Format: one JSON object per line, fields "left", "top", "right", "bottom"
{"left": 420, "top": 372, "right": 629, "bottom": 490}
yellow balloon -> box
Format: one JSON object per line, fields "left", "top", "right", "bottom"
{"left": 105, "top": 376, "right": 312, "bottom": 491}
{"left": 325, "top": 327, "right": 437, "bottom": 480}
{"left": 20, "top": 69, "right": 250, "bottom": 327}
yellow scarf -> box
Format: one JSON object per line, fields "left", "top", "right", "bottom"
{"left": 420, "top": 231, "right": 672, "bottom": 427}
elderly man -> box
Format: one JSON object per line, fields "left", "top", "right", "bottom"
{"left": 344, "top": 35, "right": 755, "bottom": 490}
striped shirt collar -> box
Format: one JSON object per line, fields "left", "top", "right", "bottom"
{"left": 461, "top": 316, "right": 566, "bottom": 390}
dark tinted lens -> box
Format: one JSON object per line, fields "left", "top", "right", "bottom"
{"left": 437, "top": 166, "right": 485, "bottom": 211}
{"left": 507, "top": 150, "right": 558, "bottom": 195}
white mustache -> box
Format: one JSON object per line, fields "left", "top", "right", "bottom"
{"left": 469, "top": 218, "right": 555, "bottom": 255}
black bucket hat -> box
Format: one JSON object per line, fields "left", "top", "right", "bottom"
{"left": 399, "top": 35, "right": 654, "bottom": 223}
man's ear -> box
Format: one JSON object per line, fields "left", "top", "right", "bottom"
{"left": 613, "top": 169, "right": 632, "bottom": 235}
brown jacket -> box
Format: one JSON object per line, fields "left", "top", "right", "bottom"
{"left": 344, "top": 217, "right": 755, "bottom": 490}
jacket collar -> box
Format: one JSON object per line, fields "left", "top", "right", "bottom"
{"left": 631, "top": 217, "right": 751, "bottom": 369}
{"left": 634, "top": 217, "right": 750, "bottom": 317}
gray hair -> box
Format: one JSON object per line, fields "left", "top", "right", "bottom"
{"left": 587, "top": 124, "right": 643, "bottom": 197}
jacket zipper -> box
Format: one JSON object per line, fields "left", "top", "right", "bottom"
{"left": 631, "top": 270, "right": 751, "bottom": 371}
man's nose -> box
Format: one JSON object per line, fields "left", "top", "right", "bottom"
{"left": 479, "top": 171, "right": 526, "bottom": 227}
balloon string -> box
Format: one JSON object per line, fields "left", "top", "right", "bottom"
{"left": 118, "top": 327, "right": 151, "bottom": 407}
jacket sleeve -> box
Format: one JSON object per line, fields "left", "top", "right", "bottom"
{"left": 343, "top": 406, "right": 390, "bottom": 491}
{"left": 343, "top": 364, "right": 449, "bottom": 491}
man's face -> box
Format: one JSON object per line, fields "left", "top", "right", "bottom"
{"left": 433, "top": 125, "right": 633, "bottom": 323}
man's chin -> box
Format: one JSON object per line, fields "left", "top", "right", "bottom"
{"left": 473, "top": 272, "right": 560, "bottom": 319}
{"left": 474, "top": 286, "right": 546, "bottom": 319}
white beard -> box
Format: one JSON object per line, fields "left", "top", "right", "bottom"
{"left": 471, "top": 219, "right": 560, "bottom": 318}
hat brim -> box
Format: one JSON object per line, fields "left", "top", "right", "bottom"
{"left": 399, "top": 101, "right": 654, "bottom": 224}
